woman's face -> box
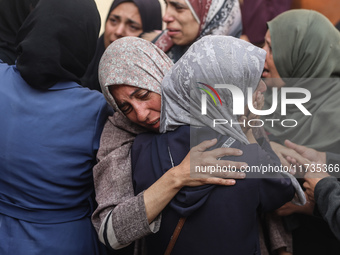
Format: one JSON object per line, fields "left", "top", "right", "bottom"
{"left": 262, "top": 30, "right": 285, "bottom": 88}
{"left": 104, "top": 2, "right": 143, "bottom": 49}
{"left": 163, "top": 0, "right": 200, "bottom": 46}
{"left": 110, "top": 85, "right": 162, "bottom": 132}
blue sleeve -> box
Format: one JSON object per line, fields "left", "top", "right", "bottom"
{"left": 93, "top": 101, "right": 112, "bottom": 152}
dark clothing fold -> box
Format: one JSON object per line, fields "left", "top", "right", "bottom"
{"left": 131, "top": 125, "right": 295, "bottom": 255}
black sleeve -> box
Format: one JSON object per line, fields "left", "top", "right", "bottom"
{"left": 314, "top": 176, "right": 340, "bottom": 240}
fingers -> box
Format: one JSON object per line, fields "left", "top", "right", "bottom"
{"left": 284, "top": 139, "right": 306, "bottom": 155}
{"left": 192, "top": 139, "right": 218, "bottom": 152}
{"left": 278, "top": 153, "right": 291, "bottom": 168}
{"left": 206, "top": 147, "right": 243, "bottom": 158}
{"left": 210, "top": 170, "right": 246, "bottom": 179}
{"left": 196, "top": 177, "right": 237, "bottom": 186}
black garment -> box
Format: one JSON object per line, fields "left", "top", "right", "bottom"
{"left": 16, "top": 0, "right": 100, "bottom": 90}
{"left": 131, "top": 126, "right": 295, "bottom": 255}
{"left": 81, "top": 0, "right": 162, "bottom": 92}
{"left": 289, "top": 151, "right": 340, "bottom": 254}
{"left": 315, "top": 177, "right": 340, "bottom": 240}
{"left": 0, "top": 0, "right": 39, "bottom": 64}
{"left": 336, "top": 20, "right": 340, "bottom": 31}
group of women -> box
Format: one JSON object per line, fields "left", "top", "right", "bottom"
{"left": 0, "top": 0, "right": 340, "bottom": 254}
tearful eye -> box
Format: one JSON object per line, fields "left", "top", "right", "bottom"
{"left": 137, "top": 91, "right": 150, "bottom": 100}
{"left": 120, "top": 103, "right": 132, "bottom": 115}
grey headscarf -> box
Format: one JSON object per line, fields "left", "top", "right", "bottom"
{"left": 160, "top": 35, "right": 266, "bottom": 144}
{"left": 99, "top": 36, "right": 173, "bottom": 115}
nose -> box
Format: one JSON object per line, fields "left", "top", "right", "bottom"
{"left": 114, "top": 23, "right": 125, "bottom": 38}
{"left": 135, "top": 105, "right": 149, "bottom": 124}
{"left": 163, "top": 6, "right": 175, "bottom": 23}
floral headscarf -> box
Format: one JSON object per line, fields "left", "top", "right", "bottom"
{"left": 99, "top": 36, "right": 173, "bottom": 116}
{"left": 155, "top": 0, "right": 242, "bottom": 62}
{"left": 160, "top": 35, "right": 266, "bottom": 144}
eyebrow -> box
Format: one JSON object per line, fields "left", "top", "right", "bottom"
{"left": 111, "top": 14, "right": 142, "bottom": 27}
{"left": 168, "top": 0, "right": 188, "bottom": 8}
{"left": 129, "top": 88, "right": 142, "bottom": 98}
{"left": 116, "top": 88, "right": 142, "bottom": 109}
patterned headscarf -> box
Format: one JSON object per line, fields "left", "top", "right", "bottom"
{"left": 160, "top": 35, "right": 266, "bottom": 144}
{"left": 155, "top": 0, "right": 242, "bottom": 62}
{"left": 99, "top": 36, "right": 173, "bottom": 115}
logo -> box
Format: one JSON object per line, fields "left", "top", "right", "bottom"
{"left": 198, "top": 83, "right": 312, "bottom": 128}
{"left": 200, "top": 84, "right": 311, "bottom": 116}
{"left": 197, "top": 82, "right": 222, "bottom": 115}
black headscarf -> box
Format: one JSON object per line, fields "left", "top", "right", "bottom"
{"left": 107, "top": 0, "right": 162, "bottom": 33}
{"left": 81, "top": 0, "right": 162, "bottom": 92}
{"left": 16, "top": 0, "right": 100, "bottom": 90}
{"left": 0, "top": 0, "right": 39, "bottom": 64}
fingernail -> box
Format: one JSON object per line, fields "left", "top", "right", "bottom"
{"left": 237, "top": 150, "right": 243, "bottom": 155}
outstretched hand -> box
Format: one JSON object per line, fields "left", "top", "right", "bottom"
{"left": 284, "top": 140, "right": 326, "bottom": 165}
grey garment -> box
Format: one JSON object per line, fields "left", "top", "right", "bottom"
{"left": 327, "top": 152, "right": 340, "bottom": 165}
{"left": 160, "top": 35, "right": 266, "bottom": 145}
{"left": 314, "top": 176, "right": 340, "bottom": 240}
{"left": 92, "top": 114, "right": 160, "bottom": 251}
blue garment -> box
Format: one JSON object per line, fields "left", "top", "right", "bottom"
{"left": 131, "top": 126, "right": 295, "bottom": 255}
{"left": 0, "top": 63, "right": 111, "bottom": 254}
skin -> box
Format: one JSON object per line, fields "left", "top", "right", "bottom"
{"left": 262, "top": 30, "right": 285, "bottom": 88}
{"left": 110, "top": 85, "right": 161, "bottom": 132}
{"left": 110, "top": 84, "right": 248, "bottom": 223}
{"left": 284, "top": 140, "right": 329, "bottom": 202}
{"left": 104, "top": 2, "right": 143, "bottom": 49}
{"left": 274, "top": 140, "right": 329, "bottom": 217}
{"left": 163, "top": 0, "right": 200, "bottom": 46}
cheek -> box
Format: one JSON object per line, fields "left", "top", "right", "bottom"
{"left": 126, "top": 29, "right": 143, "bottom": 37}
{"left": 181, "top": 19, "right": 199, "bottom": 43}
{"left": 150, "top": 95, "right": 162, "bottom": 112}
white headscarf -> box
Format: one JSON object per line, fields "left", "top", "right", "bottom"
{"left": 160, "top": 35, "right": 266, "bottom": 144}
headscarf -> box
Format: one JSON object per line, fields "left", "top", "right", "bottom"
{"left": 99, "top": 37, "right": 173, "bottom": 114}
{"left": 95, "top": 39, "right": 173, "bottom": 224}
{"left": 16, "top": 0, "right": 100, "bottom": 90}
{"left": 81, "top": 0, "right": 162, "bottom": 91}
{"left": 0, "top": 0, "right": 39, "bottom": 65}
{"left": 263, "top": 10, "right": 340, "bottom": 152}
{"left": 160, "top": 35, "right": 266, "bottom": 145}
{"left": 106, "top": 0, "right": 162, "bottom": 33}
{"left": 155, "top": 0, "right": 242, "bottom": 63}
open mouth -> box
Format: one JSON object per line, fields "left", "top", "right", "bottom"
{"left": 148, "top": 119, "right": 160, "bottom": 126}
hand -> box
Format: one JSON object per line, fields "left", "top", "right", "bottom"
{"left": 303, "top": 167, "right": 330, "bottom": 202}
{"left": 270, "top": 141, "right": 308, "bottom": 172}
{"left": 173, "top": 138, "right": 247, "bottom": 188}
{"left": 284, "top": 140, "right": 326, "bottom": 165}
{"left": 276, "top": 193, "right": 314, "bottom": 216}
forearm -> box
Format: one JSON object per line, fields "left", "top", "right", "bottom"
{"left": 144, "top": 167, "right": 182, "bottom": 223}
{"left": 98, "top": 192, "right": 161, "bottom": 249}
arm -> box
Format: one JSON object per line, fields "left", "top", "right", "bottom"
{"left": 92, "top": 117, "right": 247, "bottom": 249}
{"left": 313, "top": 177, "right": 340, "bottom": 240}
